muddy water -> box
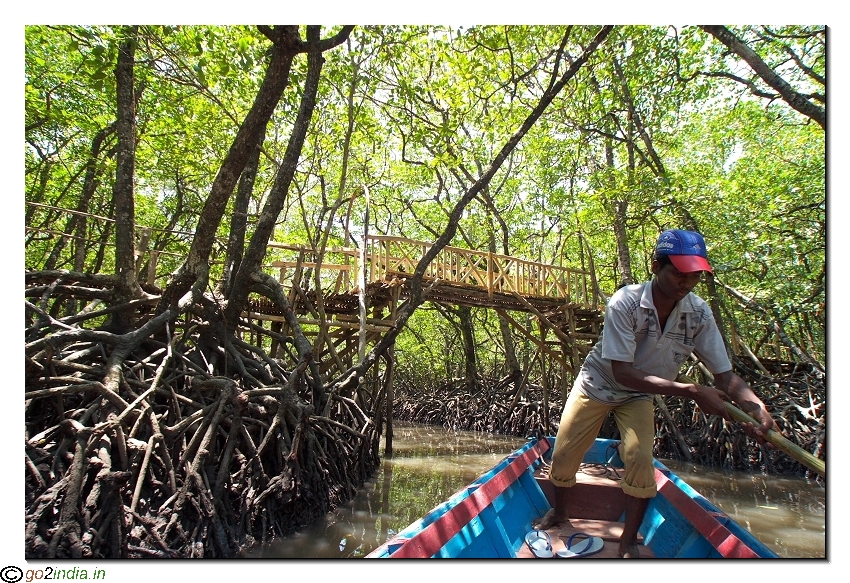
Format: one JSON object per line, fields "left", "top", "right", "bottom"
{"left": 243, "top": 423, "right": 825, "bottom": 559}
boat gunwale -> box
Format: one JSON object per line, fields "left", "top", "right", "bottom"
{"left": 366, "top": 437, "right": 778, "bottom": 559}
{"left": 369, "top": 437, "right": 551, "bottom": 558}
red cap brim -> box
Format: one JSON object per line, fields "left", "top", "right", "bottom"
{"left": 669, "top": 255, "right": 713, "bottom": 273}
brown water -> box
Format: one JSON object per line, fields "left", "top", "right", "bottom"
{"left": 243, "top": 423, "right": 826, "bottom": 559}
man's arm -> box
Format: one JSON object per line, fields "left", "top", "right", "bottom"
{"left": 610, "top": 360, "right": 731, "bottom": 418}
{"left": 713, "top": 370, "right": 776, "bottom": 441}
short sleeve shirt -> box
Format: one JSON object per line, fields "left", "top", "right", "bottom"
{"left": 577, "top": 281, "right": 732, "bottom": 405}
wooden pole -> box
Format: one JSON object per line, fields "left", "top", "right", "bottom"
{"left": 724, "top": 402, "right": 825, "bottom": 477}
{"left": 384, "top": 343, "right": 395, "bottom": 458}
{"left": 678, "top": 372, "right": 824, "bottom": 477}
{"left": 358, "top": 185, "right": 370, "bottom": 364}
{"left": 539, "top": 321, "right": 550, "bottom": 430}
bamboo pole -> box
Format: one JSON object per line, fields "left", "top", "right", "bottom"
{"left": 678, "top": 371, "right": 824, "bottom": 477}
{"left": 724, "top": 402, "right": 825, "bottom": 477}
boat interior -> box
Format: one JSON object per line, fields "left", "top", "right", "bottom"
{"left": 517, "top": 464, "right": 655, "bottom": 559}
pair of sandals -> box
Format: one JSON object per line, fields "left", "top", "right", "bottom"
{"left": 524, "top": 529, "right": 604, "bottom": 558}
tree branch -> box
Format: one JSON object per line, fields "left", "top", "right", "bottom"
{"left": 699, "top": 25, "right": 825, "bottom": 129}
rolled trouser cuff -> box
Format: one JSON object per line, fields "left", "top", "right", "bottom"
{"left": 621, "top": 480, "right": 657, "bottom": 499}
{"left": 548, "top": 474, "right": 577, "bottom": 488}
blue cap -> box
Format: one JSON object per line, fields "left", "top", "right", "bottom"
{"left": 655, "top": 229, "right": 713, "bottom": 273}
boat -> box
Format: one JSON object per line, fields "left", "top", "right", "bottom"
{"left": 366, "top": 436, "right": 778, "bottom": 558}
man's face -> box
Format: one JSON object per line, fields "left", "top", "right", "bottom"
{"left": 651, "top": 260, "right": 703, "bottom": 302}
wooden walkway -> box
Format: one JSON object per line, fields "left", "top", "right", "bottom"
{"left": 27, "top": 201, "right": 807, "bottom": 373}
{"left": 244, "top": 235, "right": 606, "bottom": 380}
{"left": 26, "top": 201, "right": 811, "bottom": 372}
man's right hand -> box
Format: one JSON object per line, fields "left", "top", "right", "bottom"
{"left": 687, "top": 384, "right": 731, "bottom": 418}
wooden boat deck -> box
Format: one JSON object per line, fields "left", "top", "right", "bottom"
{"left": 518, "top": 463, "right": 655, "bottom": 558}
{"left": 515, "top": 518, "right": 655, "bottom": 559}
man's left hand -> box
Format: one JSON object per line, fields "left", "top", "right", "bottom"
{"left": 737, "top": 400, "right": 776, "bottom": 445}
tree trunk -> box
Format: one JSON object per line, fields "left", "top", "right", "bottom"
{"left": 224, "top": 26, "right": 336, "bottom": 327}
{"left": 699, "top": 25, "right": 825, "bottom": 130}
{"left": 458, "top": 306, "right": 479, "bottom": 390}
{"left": 42, "top": 125, "right": 115, "bottom": 272}
{"left": 612, "top": 199, "right": 633, "bottom": 287}
{"left": 75, "top": 125, "right": 115, "bottom": 273}
{"left": 220, "top": 122, "right": 266, "bottom": 296}
{"left": 486, "top": 213, "right": 522, "bottom": 394}
{"left": 163, "top": 25, "right": 355, "bottom": 310}
{"left": 107, "top": 26, "right": 142, "bottom": 333}
{"left": 223, "top": 27, "right": 355, "bottom": 413}
{"left": 596, "top": 82, "right": 634, "bottom": 288}
{"left": 159, "top": 26, "right": 302, "bottom": 310}
{"left": 612, "top": 55, "right": 667, "bottom": 177}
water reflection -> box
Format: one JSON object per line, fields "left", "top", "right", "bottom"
{"left": 242, "top": 424, "right": 825, "bottom": 559}
{"left": 242, "top": 424, "right": 526, "bottom": 558}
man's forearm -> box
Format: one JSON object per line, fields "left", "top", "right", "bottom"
{"left": 713, "top": 371, "right": 776, "bottom": 435}
{"left": 611, "top": 360, "right": 732, "bottom": 418}
{"left": 611, "top": 360, "right": 695, "bottom": 398}
{"left": 715, "top": 371, "right": 764, "bottom": 415}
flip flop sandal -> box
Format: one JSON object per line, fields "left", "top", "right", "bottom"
{"left": 524, "top": 529, "right": 554, "bottom": 558}
{"left": 556, "top": 532, "right": 605, "bottom": 558}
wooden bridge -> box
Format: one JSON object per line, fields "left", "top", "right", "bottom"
{"left": 244, "top": 235, "right": 607, "bottom": 381}
{"left": 25, "top": 200, "right": 809, "bottom": 382}
{"left": 26, "top": 202, "right": 606, "bottom": 383}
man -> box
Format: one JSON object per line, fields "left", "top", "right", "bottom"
{"left": 534, "top": 229, "right": 776, "bottom": 558}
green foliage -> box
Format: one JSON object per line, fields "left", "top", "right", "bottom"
{"left": 661, "top": 100, "right": 824, "bottom": 353}
{"left": 25, "top": 24, "right": 825, "bottom": 371}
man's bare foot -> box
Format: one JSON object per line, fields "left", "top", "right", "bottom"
{"left": 619, "top": 543, "right": 641, "bottom": 558}
{"left": 532, "top": 509, "right": 569, "bottom": 530}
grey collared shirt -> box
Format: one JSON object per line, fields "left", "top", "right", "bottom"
{"left": 577, "top": 281, "right": 731, "bottom": 405}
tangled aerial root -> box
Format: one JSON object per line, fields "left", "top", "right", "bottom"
{"left": 25, "top": 271, "right": 380, "bottom": 558}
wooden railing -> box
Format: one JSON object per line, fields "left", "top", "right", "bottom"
{"left": 25, "top": 202, "right": 599, "bottom": 308}
{"left": 266, "top": 241, "right": 359, "bottom": 295}
{"left": 365, "top": 235, "right": 599, "bottom": 308}
{"left": 265, "top": 235, "right": 601, "bottom": 309}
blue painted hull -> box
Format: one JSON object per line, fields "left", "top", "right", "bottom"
{"left": 367, "top": 437, "right": 778, "bottom": 559}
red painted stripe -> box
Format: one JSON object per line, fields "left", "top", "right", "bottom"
{"left": 654, "top": 468, "right": 761, "bottom": 558}
{"left": 389, "top": 439, "right": 550, "bottom": 558}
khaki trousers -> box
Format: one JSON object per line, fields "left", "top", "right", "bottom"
{"left": 548, "top": 387, "right": 658, "bottom": 499}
